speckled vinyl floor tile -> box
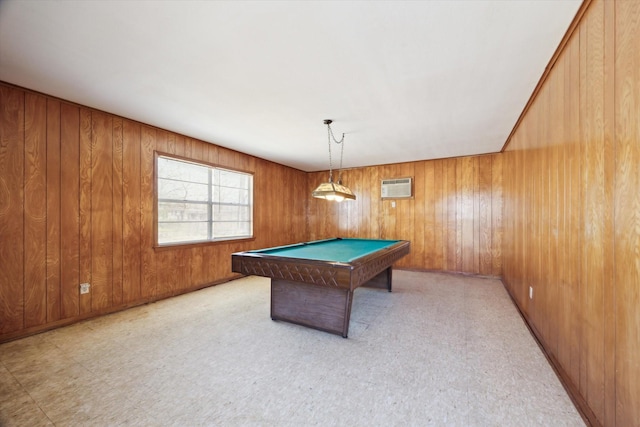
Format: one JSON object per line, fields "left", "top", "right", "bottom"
{"left": 0, "top": 271, "right": 584, "bottom": 426}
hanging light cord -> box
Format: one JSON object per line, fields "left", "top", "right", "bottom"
{"left": 326, "top": 122, "right": 345, "bottom": 184}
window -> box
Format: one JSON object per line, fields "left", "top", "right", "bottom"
{"left": 156, "top": 154, "right": 253, "bottom": 245}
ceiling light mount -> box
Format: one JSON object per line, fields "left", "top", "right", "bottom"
{"left": 312, "top": 119, "right": 356, "bottom": 202}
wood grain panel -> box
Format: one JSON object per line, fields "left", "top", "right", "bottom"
{"left": 78, "top": 108, "right": 92, "bottom": 315}
{"left": 433, "top": 160, "right": 444, "bottom": 269}
{"left": 601, "top": 1, "right": 616, "bottom": 424}
{"left": 581, "top": 2, "right": 605, "bottom": 419}
{"left": 415, "top": 162, "right": 427, "bottom": 268}
{"left": 112, "top": 118, "right": 124, "bottom": 306}
{"left": 539, "top": 83, "right": 550, "bottom": 342}
{"left": 24, "top": 93, "right": 47, "bottom": 328}
{"left": 395, "top": 163, "right": 414, "bottom": 268}
{"left": 60, "top": 103, "right": 80, "bottom": 318}
{"left": 478, "top": 155, "right": 492, "bottom": 276}
{"left": 46, "top": 98, "right": 61, "bottom": 322}
{"left": 490, "top": 154, "right": 502, "bottom": 277}
{"left": 0, "top": 85, "right": 24, "bottom": 334}
{"left": 460, "top": 156, "right": 474, "bottom": 273}
{"left": 140, "top": 125, "right": 156, "bottom": 299}
{"left": 368, "top": 167, "right": 380, "bottom": 239}
{"left": 122, "top": 119, "right": 141, "bottom": 303}
{"left": 565, "top": 30, "right": 582, "bottom": 392}
{"left": 614, "top": 0, "right": 640, "bottom": 425}
{"left": 547, "top": 58, "right": 562, "bottom": 359}
{"left": 445, "top": 158, "right": 457, "bottom": 271}
{"left": 90, "top": 111, "right": 114, "bottom": 310}
{"left": 554, "top": 46, "right": 570, "bottom": 375}
{"left": 472, "top": 157, "right": 481, "bottom": 274}
{"left": 454, "top": 158, "right": 464, "bottom": 272}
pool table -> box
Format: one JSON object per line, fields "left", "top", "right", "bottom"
{"left": 231, "top": 238, "right": 410, "bottom": 337}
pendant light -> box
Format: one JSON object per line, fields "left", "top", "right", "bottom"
{"left": 311, "top": 119, "right": 356, "bottom": 202}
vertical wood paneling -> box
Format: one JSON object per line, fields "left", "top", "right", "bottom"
{"left": 460, "top": 157, "right": 474, "bottom": 273}
{"left": 554, "top": 45, "right": 570, "bottom": 375}
{"left": 581, "top": 2, "right": 606, "bottom": 418}
{"left": 546, "top": 58, "right": 564, "bottom": 354}
{"left": 78, "top": 108, "right": 92, "bottom": 315}
{"left": 614, "top": 0, "right": 640, "bottom": 425}
{"left": 472, "top": 157, "right": 481, "bottom": 274}
{"left": 454, "top": 158, "right": 464, "bottom": 271}
{"left": 368, "top": 166, "right": 380, "bottom": 238}
{"left": 433, "top": 160, "right": 445, "bottom": 269}
{"left": 539, "top": 83, "right": 550, "bottom": 342}
{"left": 140, "top": 126, "right": 156, "bottom": 299}
{"left": 90, "top": 112, "right": 113, "bottom": 310}
{"left": 502, "top": 0, "right": 640, "bottom": 425}
{"left": 445, "top": 158, "right": 457, "bottom": 271}
{"left": 478, "top": 155, "right": 492, "bottom": 276}
{"left": 46, "top": 99, "right": 61, "bottom": 322}
{"left": 0, "top": 86, "right": 24, "bottom": 334}
{"left": 23, "top": 93, "right": 47, "bottom": 328}
{"left": 417, "top": 161, "right": 429, "bottom": 268}
{"left": 602, "top": 1, "right": 616, "bottom": 425}
{"left": 395, "top": 163, "right": 414, "bottom": 268}
{"left": 566, "top": 31, "right": 583, "bottom": 392}
{"left": 122, "top": 119, "right": 141, "bottom": 304}
{"left": 306, "top": 155, "right": 502, "bottom": 275}
{"left": 112, "top": 118, "right": 124, "bottom": 306}
{"left": 60, "top": 103, "right": 80, "bottom": 318}
{"left": 490, "top": 154, "right": 502, "bottom": 277}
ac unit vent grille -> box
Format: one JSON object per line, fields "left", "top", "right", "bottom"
{"left": 381, "top": 177, "right": 412, "bottom": 198}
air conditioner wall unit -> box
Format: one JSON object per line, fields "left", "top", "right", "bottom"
{"left": 381, "top": 177, "right": 412, "bottom": 199}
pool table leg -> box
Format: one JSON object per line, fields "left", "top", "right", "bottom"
{"left": 271, "top": 279, "right": 354, "bottom": 338}
{"left": 361, "top": 266, "right": 393, "bottom": 292}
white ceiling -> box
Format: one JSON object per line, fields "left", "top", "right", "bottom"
{"left": 0, "top": 0, "right": 581, "bottom": 172}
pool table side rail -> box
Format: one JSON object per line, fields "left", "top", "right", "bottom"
{"left": 231, "top": 240, "right": 410, "bottom": 291}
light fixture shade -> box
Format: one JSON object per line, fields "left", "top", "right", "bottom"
{"left": 312, "top": 119, "right": 356, "bottom": 201}
{"left": 312, "top": 181, "right": 356, "bottom": 201}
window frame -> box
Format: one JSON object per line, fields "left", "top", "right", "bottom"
{"left": 154, "top": 151, "right": 255, "bottom": 249}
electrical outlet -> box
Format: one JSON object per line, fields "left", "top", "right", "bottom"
{"left": 80, "top": 283, "right": 90, "bottom": 294}
{"left": 529, "top": 286, "right": 533, "bottom": 299}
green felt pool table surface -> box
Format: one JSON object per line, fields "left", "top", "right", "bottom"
{"left": 246, "top": 238, "right": 402, "bottom": 263}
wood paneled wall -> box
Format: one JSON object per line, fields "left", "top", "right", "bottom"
{"left": 0, "top": 83, "right": 307, "bottom": 341}
{"left": 307, "top": 154, "right": 503, "bottom": 276}
{"left": 502, "top": 0, "right": 639, "bottom": 425}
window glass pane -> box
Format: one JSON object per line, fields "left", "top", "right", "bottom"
{"left": 159, "top": 179, "right": 209, "bottom": 202}
{"left": 158, "top": 222, "right": 209, "bottom": 244}
{"left": 158, "top": 158, "right": 208, "bottom": 183}
{"left": 213, "top": 221, "right": 252, "bottom": 238}
{"left": 219, "top": 187, "right": 249, "bottom": 205}
{"left": 213, "top": 204, "right": 251, "bottom": 221}
{"left": 219, "top": 170, "right": 249, "bottom": 188}
{"left": 158, "top": 202, "right": 208, "bottom": 222}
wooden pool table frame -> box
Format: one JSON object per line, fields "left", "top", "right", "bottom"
{"left": 231, "top": 239, "right": 410, "bottom": 337}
